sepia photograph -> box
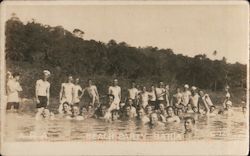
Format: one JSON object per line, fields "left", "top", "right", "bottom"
{"left": 0, "top": 0, "right": 249, "bottom": 155}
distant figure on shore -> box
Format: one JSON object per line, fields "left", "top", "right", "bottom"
{"left": 6, "top": 72, "right": 22, "bottom": 112}
{"left": 35, "top": 70, "right": 50, "bottom": 112}
{"left": 108, "top": 78, "right": 121, "bottom": 110}
{"left": 84, "top": 79, "right": 99, "bottom": 108}
{"left": 58, "top": 75, "right": 74, "bottom": 113}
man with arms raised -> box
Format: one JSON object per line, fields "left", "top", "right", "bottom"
{"left": 35, "top": 70, "right": 50, "bottom": 112}
{"left": 108, "top": 78, "right": 121, "bottom": 110}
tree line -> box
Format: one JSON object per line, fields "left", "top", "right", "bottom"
{"left": 5, "top": 14, "right": 247, "bottom": 98}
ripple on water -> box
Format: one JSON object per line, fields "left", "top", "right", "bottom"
{"left": 4, "top": 108, "right": 247, "bottom": 142}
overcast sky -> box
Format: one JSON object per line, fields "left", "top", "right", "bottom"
{"left": 4, "top": 2, "right": 249, "bottom": 64}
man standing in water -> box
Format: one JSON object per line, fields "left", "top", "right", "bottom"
{"left": 72, "top": 77, "right": 84, "bottom": 107}
{"left": 59, "top": 75, "right": 74, "bottom": 113}
{"left": 127, "top": 81, "right": 139, "bottom": 107}
{"left": 6, "top": 72, "right": 22, "bottom": 112}
{"left": 184, "top": 116, "right": 196, "bottom": 139}
{"left": 85, "top": 79, "right": 99, "bottom": 108}
{"left": 223, "top": 85, "right": 231, "bottom": 109}
{"left": 155, "top": 81, "right": 166, "bottom": 108}
{"left": 35, "top": 70, "right": 50, "bottom": 112}
{"left": 181, "top": 84, "right": 191, "bottom": 106}
{"left": 108, "top": 78, "right": 121, "bottom": 110}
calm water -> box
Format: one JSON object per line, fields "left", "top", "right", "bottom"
{"left": 4, "top": 107, "right": 247, "bottom": 142}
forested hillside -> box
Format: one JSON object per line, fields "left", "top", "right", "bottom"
{"left": 5, "top": 15, "right": 247, "bottom": 98}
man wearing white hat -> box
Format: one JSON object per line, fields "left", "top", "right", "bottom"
{"left": 35, "top": 70, "right": 51, "bottom": 111}
{"left": 181, "top": 84, "right": 191, "bottom": 106}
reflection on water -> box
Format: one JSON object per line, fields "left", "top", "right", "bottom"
{"left": 4, "top": 108, "right": 247, "bottom": 142}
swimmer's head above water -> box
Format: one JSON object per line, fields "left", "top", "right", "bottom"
{"left": 184, "top": 116, "right": 195, "bottom": 132}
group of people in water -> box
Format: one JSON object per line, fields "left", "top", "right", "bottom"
{"left": 6, "top": 70, "right": 241, "bottom": 134}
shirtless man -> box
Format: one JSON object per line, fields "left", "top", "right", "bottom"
{"left": 6, "top": 72, "right": 22, "bottom": 112}
{"left": 223, "top": 85, "right": 231, "bottom": 109}
{"left": 127, "top": 81, "right": 139, "bottom": 106}
{"left": 137, "top": 108, "right": 150, "bottom": 124}
{"left": 35, "top": 70, "right": 50, "bottom": 113}
{"left": 165, "top": 85, "right": 170, "bottom": 107}
{"left": 171, "top": 88, "right": 182, "bottom": 108}
{"left": 181, "top": 84, "right": 191, "bottom": 107}
{"left": 166, "top": 106, "right": 180, "bottom": 123}
{"left": 198, "top": 90, "right": 214, "bottom": 114}
{"left": 138, "top": 86, "right": 150, "bottom": 109}
{"left": 72, "top": 77, "right": 84, "bottom": 107}
{"left": 190, "top": 86, "right": 199, "bottom": 108}
{"left": 85, "top": 79, "right": 99, "bottom": 108}
{"left": 184, "top": 117, "right": 196, "bottom": 139}
{"left": 149, "top": 113, "right": 165, "bottom": 128}
{"left": 108, "top": 79, "right": 121, "bottom": 109}
{"left": 155, "top": 81, "right": 166, "bottom": 108}
{"left": 148, "top": 85, "right": 157, "bottom": 108}
{"left": 58, "top": 75, "right": 74, "bottom": 113}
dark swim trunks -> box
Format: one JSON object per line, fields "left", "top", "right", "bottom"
{"left": 37, "top": 96, "right": 47, "bottom": 108}
{"left": 6, "top": 102, "right": 19, "bottom": 110}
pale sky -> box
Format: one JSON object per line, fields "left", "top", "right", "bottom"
{"left": 4, "top": 3, "right": 249, "bottom": 64}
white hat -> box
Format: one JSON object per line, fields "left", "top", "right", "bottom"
{"left": 191, "top": 86, "right": 197, "bottom": 90}
{"left": 43, "top": 70, "right": 51, "bottom": 75}
{"left": 184, "top": 84, "right": 189, "bottom": 88}
{"left": 226, "top": 100, "right": 232, "bottom": 106}
{"left": 225, "top": 85, "right": 230, "bottom": 89}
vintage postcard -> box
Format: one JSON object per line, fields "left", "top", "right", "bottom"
{"left": 0, "top": 0, "right": 249, "bottom": 155}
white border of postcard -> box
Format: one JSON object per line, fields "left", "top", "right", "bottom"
{"left": 0, "top": 1, "right": 249, "bottom": 155}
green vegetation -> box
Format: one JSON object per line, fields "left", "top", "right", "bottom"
{"left": 5, "top": 15, "right": 247, "bottom": 104}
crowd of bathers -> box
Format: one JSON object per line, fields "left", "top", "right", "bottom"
{"left": 6, "top": 70, "right": 244, "bottom": 131}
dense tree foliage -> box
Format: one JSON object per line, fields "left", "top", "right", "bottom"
{"left": 5, "top": 16, "right": 247, "bottom": 98}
